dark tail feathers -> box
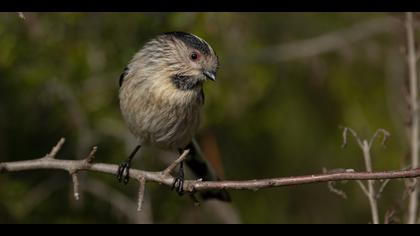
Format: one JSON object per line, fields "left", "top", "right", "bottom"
{"left": 184, "top": 140, "right": 231, "bottom": 202}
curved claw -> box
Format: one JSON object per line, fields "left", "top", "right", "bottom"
{"left": 117, "top": 160, "right": 131, "bottom": 185}
{"left": 172, "top": 176, "right": 185, "bottom": 196}
{"left": 172, "top": 162, "right": 185, "bottom": 196}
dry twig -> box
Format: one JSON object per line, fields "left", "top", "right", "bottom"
{"left": 341, "top": 127, "right": 391, "bottom": 224}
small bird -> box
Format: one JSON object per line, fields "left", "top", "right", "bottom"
{"left": 117, "top": 32, "right": 230, "bottom": 202}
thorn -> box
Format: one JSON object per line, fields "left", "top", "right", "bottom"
{"left": 85, "top": 146, "right": 98, "bottom": 164}
{"left": 46, "top": 138, "right": 66, "bottom": 159}
{"left": 71, "top": 172, "right": 80, "bottom": 201}
{"left": 137, "top": 177, "right": 146, "bottom": 212}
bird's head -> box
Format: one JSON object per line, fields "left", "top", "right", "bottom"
{"left": 138, "top": 32, "right": 218, "bottom": 91}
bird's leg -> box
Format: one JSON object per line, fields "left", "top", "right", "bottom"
{"left": 172, "top": 161, "right": 185, "bottom": 195}
{"left": 172, "top": 149, "right": 186, "bottom": 195}
{"left": 117, "top": 145, "right": 141, "bottom": 185}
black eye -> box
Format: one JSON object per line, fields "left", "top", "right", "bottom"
{"left": 190, "top": 52, "right": 198, "bottom": 61}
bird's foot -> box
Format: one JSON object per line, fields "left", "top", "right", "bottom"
{"left": 172, "top": 175, "right": 184, "bottom": 195}
{"left": 172, "top": 162, "right": 185, "bottom": 195}
{"left": 117, "top": 160, "right": 131, "bottom": 185}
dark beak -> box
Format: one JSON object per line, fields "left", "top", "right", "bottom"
{"left": 203, "top": 71, "right": 216, "bottom": 81}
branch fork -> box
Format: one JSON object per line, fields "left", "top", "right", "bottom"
{"left": 341, "top": 127, "right": 391, "bottom": 224}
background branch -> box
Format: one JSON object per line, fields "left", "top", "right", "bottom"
{"left": 405, "top": 12, "right": 419, "bottom": 224}
{"left": 341, "top": 127, "right": 392, "bottom": 224}
{"left": 81, "top": 178, "right": 153, "bottom": 224}
{"left": 258, "top": 17, "right": 398, "bottom": 62}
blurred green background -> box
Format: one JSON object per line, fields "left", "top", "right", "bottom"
{"left": 0, "top": 12, "right": 415, "bottom": 223}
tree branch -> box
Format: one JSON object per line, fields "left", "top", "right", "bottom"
{"left": 2, "top": 139, "right": 420, "bottom": 209}
{"left": 0, "top": 135, "right": 418, "bottom": 222}
{"left": 3, "top": 157, "right": 420, "bottom": 189}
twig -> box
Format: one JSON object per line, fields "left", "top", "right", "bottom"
{"left": 341, "top": 127, "right": 390, "bottom": 224}
{"left": 323, "top": 167, "right": 349, "bottom": 199}
{"left": 403, "top": 178, "right": 417, "bottom": 201}
{"left": 71, "top": 172, "right": 80, "bottom": 201}
{"left": 405, "top": 12, "right": 420, "bottom": 224}
{"left": 137, "top": 176, "right": 146, "bottom": 212}
{"left": 356, "top": 180, "right": 370, "bottom": 197}
{"left": 45, "top": 138, "right": 66, "bottom": 159}
{"left": 377, "top": 179, "right": 391, "bottom": 199}
{"left": 361, "top": 140, "right": 380, "bottom": 224}
{"left": 85, "top": 146, "right": 97, "bottom": 164}
{"left": 162, "top": 149, "right": 190, "bottom": 177}
{"left": 369, "top": 129, "right": 391, "bottom": 148}
{"left": 341, "top": 126, "right": 363, "bottom": 148}
{"left": 341, "top": 127, "right": 350, "bottom": 149}
{"left": 327, "top": 181, "right": 347, "bottom": 199}
{"left": 384, "top": 208, "right": 398, "bottom": 224}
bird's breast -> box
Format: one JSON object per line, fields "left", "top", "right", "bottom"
{"left": 120, "top": 80, "right": 203, "bottom": 150}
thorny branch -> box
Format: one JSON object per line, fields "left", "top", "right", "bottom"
{"left": 1, "top": 138, "right": 420, "bottom": 213}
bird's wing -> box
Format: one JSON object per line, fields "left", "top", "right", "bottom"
{"left": 119, "top": 66, "right": 129, "bottom": 87}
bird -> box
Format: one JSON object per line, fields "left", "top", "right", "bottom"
{"left": 117, "top": 32, "right": 230, "bottom": 202}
